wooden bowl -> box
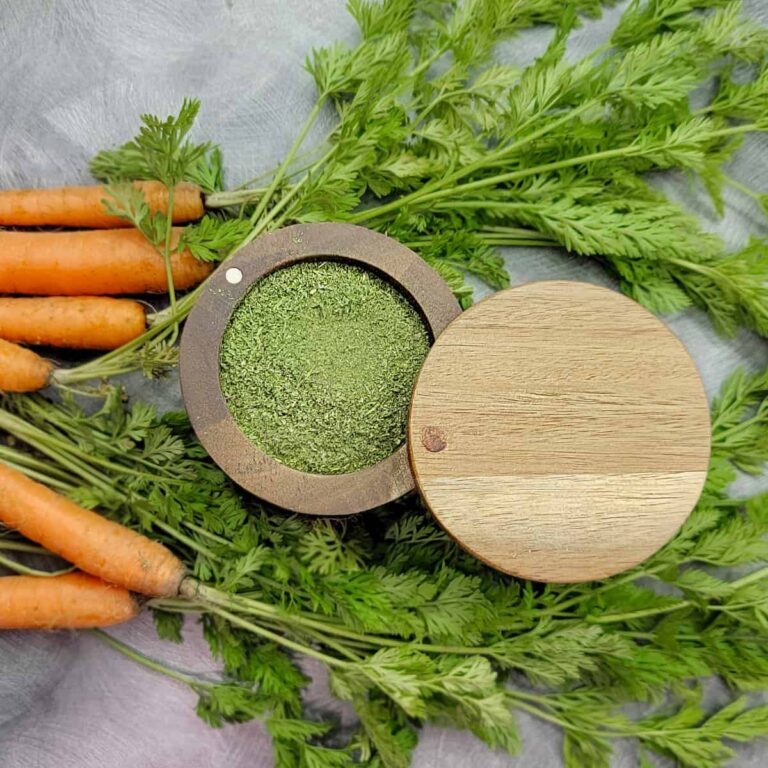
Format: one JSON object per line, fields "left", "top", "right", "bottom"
{"left": 179, "top": 222, "right": 461, "bottom": 516}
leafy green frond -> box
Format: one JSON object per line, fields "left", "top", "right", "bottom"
{"left": 100, "top": 182, "right": 167, "bottom": 246}
{"left": 612, "top": 0, "right": 732, "bottom": 48}
{"left": 347, "top": 0, "right": 415, "bottom": 40}
{"left": 178, "top": 215, "right": 252, "bottom": 263}
{"left": 90, "top": 98, "right": 217, "bottom": 189}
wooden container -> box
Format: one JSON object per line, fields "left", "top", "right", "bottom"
{"left": 181, "top": 223, "right": 711, "bottom": 582}
{"left": 180, "top": 222, "right": 462, "bottom": 517}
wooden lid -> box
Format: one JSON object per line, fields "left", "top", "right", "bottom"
{"left": 409, "top": 281, "right": 711, "bottom": 583}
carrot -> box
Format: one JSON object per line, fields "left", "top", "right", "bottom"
{"left": 0, "top": 463, "right": 186, "bottom": 597}
{"left": 0, "top": 572, "right": 139, "bottom": 629}
{"left": 0, "top": 338, "right": 53, "bottom": 392}
{"left": 0, "top": 297, "right": 146, "bottom": 350}
{"left": 0, "top": 181, "right": 204, "bottom": 229}
{"left": 0, "top": 227, "right": 213, "bottom": 295}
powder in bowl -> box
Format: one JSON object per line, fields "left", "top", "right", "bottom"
{"left": 219, "top": 260, "right": 430, "bottom": 475}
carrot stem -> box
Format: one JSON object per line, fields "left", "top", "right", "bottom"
{"left": 222, "top": 129, "right": 335, "bottom": 194}
{"left": 0, "top": 461, "right": 72, "bottom": 489}
{"left": 0, "top": 409, "right": 174, "bottom": 487}
{"left": 148, "top": 598, "right": 207, "bottom": 614}
{"left": 0, "top": 540, "right": 52, "bottom": 555}
{"left": 0, "top": 446, "right": 74, "bottom": 488}
{"left": 146, "top": 514, "right": 219, "bottom": 561}
{"left": 246, "top": 99, "right": 326, "bottom": 227}
{"left": 18, "top": 397, "right": 183, "bottom": 481}
{"left": 722, "top": 174, "right": 765, "bottom": 201}
{"left": 180, "top": 580, "right": 350, "bottom": 665}
{"left": 183, "top": 585, "right": 586, "bottom": 662}
{"left": 91, "top": 629, "right": 218, "bottom": 687}
{"left": 188, "top": 584, "right": 411, "bottom": 652}
{"left": 586, "top": 602, "right": 691, "bottom": 625}
{"left": 181, "top": 519, "right": 236, "bottom": 547}
{"left": 204, "top": 602, "right": 347, "bottom": 668}
{"left": 162, "top": 184, "right": 179, "bottom": 343}
{"left": 55, "top": 289, "right": 198, "bottom": 384}
{"left": 54, "top": 382, "right": 113, "bottom": 399}
{"left": 350, "top": 121, "right": 764, "bottom": 225}
{"left": 0, "top": 552, "right": 74, "bottom": 577}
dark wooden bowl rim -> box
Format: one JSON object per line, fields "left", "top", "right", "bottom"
{"left": 179, "top": 222, "right": 461, "bottom": 516}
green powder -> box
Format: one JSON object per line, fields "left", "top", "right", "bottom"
{"left": 219, "top": 261, "right": 430, "bottom": 475}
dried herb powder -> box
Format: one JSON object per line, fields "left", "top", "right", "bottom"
{"left": 219, "top": 261, "right": 430, "bottom": 474}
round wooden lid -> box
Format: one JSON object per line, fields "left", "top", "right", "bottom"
{"left": 408, "top": 281, "right": 711, "bottom": 583}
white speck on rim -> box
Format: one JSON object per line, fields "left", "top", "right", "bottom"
{"left": 226, "top": 268, "right": 243, "bottom": 285}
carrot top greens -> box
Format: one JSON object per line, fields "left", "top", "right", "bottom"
{"left": 75, "top": 0, "right": 768, "bottom": 385}
{"left": 3, "top": 368, "right": 768, "bottom": 768}
{"left": 219, "top": 261, "right": 429, "bottom": 474}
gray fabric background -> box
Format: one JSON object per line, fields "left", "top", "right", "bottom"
{"left": 1, "top": 1, "right": 767, "bottom": 765}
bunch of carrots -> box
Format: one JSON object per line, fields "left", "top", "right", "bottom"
{"left": 0, "top": 181, "right": 210, "bottom": 392}
{"left": 0, "top": 181, "right": 213, "bottom": 626}
{"left": 0, "top": 461, "right": 195, "bottom": 628}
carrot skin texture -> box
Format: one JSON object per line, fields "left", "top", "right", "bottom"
{"left": 0, "top": 463, "right": 186, "bottom": 597}
{"left": 0, "top": 181, "right": 204, "bottom": 229}
{"left": 0, "top": 338, "right": 53, "bottom": 392}
{"left": 0, "top": 227, "right": 213, "bottom": 295}
{"left": 0, "top": 297, "right": 146, "bottom": 350}
{"left": 0, "top": 572, "right": 139, "bottom": 629}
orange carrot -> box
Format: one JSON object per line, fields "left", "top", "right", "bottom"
{"left": 0, "top": 181, "right": 204, "bottom": 229}
{"left": 0, "top": 338, "right": 53, "bottom": 392}
{"left": 0, "top": 463, "right": 186, "bottom": 597}
{"left": 0, "top": 297, "right": 146, "bottom": 350}
{"left": 0, "top": 227, "right": 213, "bottom": 295}
{"left": 0, "top": 572, "right": 139, "bottom": 629}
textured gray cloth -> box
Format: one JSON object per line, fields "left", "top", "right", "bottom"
{"left": 1, "top": 1, "right": 767, "bottom": 766}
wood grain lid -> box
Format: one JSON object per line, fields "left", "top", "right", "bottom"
{"left": 408, "top": 280, "right": 711, "bottom": 583}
